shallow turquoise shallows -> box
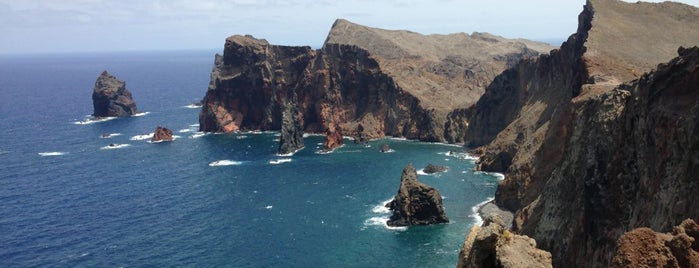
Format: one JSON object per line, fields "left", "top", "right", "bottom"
{"left": 0, "top": 51, "right": 501, "bottom": 267}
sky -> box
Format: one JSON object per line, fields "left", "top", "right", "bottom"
{"left": 1, "top": 0, "right": 698, "bottom": 54}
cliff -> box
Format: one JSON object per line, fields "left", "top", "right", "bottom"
{"left": 277, "top": 92, "right": 304, "bottom": 155}
{"left": 92, "top": 71, "right": 138, "bottom": 117}
{"left": 459, "top": 0, "right": 699, "bottom": 267}
{"left": 199, "top": 21, "right": 553, "bottom": 141}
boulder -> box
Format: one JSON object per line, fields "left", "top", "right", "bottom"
{"left": 151, "top": 126, "right": 173, "bottom": 142}
{"left": 423, "top": 164, "right": 448, "bottom": 174}
{"left": 385, "top": 164, "right": 448, "bottom": 226}
{"left": 92, "top": 71, "right": 138, "bottom": 117}
{"left": 457, "top": 214, "right": 553, "bottom": 268}
{"left": 610, "top": 219, "right": 699, "bottom": 268}
{"left": 380, "top": 144, "right": 392, "bottom": 153}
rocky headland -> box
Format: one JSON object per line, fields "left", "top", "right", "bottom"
{"left": 458, "top": 0, "right": 699, "bottom": 267}
{"left": 198, "top": 20, "right": 553, "bottom": 141}
{"left": 92, "top": 71, "right": 138, "bottom": 117}
{"left": 386, "top": 164, "right": 449, "bottom": 226}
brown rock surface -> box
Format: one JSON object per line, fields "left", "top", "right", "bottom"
{"left": 456, "top": 0, "right": 699, "bottom": 267}
{"left": 610, "top": 219, "right": 699, "bottom": 268}
{"left": 151, "top": 126, "right": 173, "bottom": 142}
{"left": 321, "top": 123, "right": 343, "bottom": 151}
{"left": 385, "top": 164, "right": 448, "bottom": 226}
{"left": 456, "top": 214, "right": 552, "bottom": 268}
{"left": 92, "top": 71, "right": 138, "bottom": 117}
{"left": 199, "top": 20, "right": 552, "bottom": 142}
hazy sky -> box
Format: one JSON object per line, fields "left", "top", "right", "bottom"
{"left": 1, "top": 0, "right": 698, "bottom": 54}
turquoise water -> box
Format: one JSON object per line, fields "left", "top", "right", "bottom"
{"left": 0, "top": 51, "right": 500, "bottom": 267}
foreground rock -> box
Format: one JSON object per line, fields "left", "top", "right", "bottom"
{"left": 199, "top": 21, "right": 553, "bottom": 141}
{"left": 151, "top": 126, "right": 173, "bottom": 142}
{"left": 457, "top": 214, "right": 552, "bottom": 268}
{"left": 385, "top": 164, "right": 448, "bottom": 226}
{"left": 455, "top": 0, "right": 699, "bottom": 267}
{"left": 92, "top": 71, "right": 138, "bottom": 117}
{"left": 610, "top": 219, "right": 699, "bottom": 268}
{"left": 278, "top": 93, "right": 304, "bottom": 155}
{"left": 422, "top": 164, "right": 447, "bottom": 174}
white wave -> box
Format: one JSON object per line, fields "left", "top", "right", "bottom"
{"left": 147, "top": 136, "right": 179, "bottom": 143}
{"left": 38, "top": 151, "right": 67, "bottom": 156}
{"left": 130, "top": 133, "right": 154, "bottom": 141}
{"left": 269, "top": 158, "right": 292, "bottom": 165}
{"left": 183, "top": 104, "right": 202, "bottom": 109}
{"left": 100, "top": 144, "right": 130, "bottom": 150}
{"left": 73, "top": 116, "right": 116, "bottom": 125}
{"left": 131, "top": 112, "right": 150, "bottom": 117}
{"left": 208, "top": 160, "right": 243, "bottom": 167}
{"left": 363, "top": 216, "right": 407, "bottom": 231}
{"left": 390, "top": 137, "right": 408, "bottom": 141}
{"left": 272, "top": 138, "right": 280, "bottom": 142}
{"left": 471, "top": 197, "right": 495, "bottom": 226}
{"left": 265, "top": 205, "right": 273, "bottom": 210}
{"left": 277, "top": 147, "right": 304, "bottom": 157}
{"left": 190, "top": 132, "right": 207, "bottom": 139}
{"left": 189, "top": 123, "right": 200, "bottom": 127}
{"left": 100, "top": 133, "right": 122, "bottom": 138}
{"left": 475, "top": 171, "right": 505, "bottom": 181}
{"left": 381, "top": 149, "right": 395, "bottom": 153}
{"left": 371, "top": 198, "right": 393, "bottom": 214}
{"left": 417, "top": 169, "right": 428, "bottom": 176}
{"left": 178, "top": 129, "right": 192, "bottom": 133}
{"left": 236, "top": 135, "right": 248, "bottom": 139}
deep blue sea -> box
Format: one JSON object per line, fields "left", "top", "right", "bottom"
{"left": 0, "top": 51, "right": 501, "bottom": 267}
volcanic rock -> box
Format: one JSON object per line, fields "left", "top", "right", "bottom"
{"left": 385, "top": 164, "right": 448, "bottom": 226}
{"left": 278, "top": 93, "right": 304, "bottom": 155}
{"left": 380, "top": 144, "right": 392, "bottom": 153}
{"left": 454, "top": 0, "right": 699, "bottom": 267}
{"left": 199, "top": 21, "right": 553, "bottom": 141}
{"left": 456, "top": 214, "right": 553, "bottom": 268}
{"left": 151, "top": 126, "right": 173, "bottom": 142}
{"left": 422, "top": 164, "right": 447, "bottom": 174}
{"left": 322, "top": 123, "right": 343, "bottom": 151}
{"left": 610, "top": 219, "right": 699, "bottom": 268}
{"left": 92, "top": 71, "right": 138, "bottom": 117}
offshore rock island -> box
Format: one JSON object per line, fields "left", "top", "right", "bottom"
{"left": 198, "top": 20, "right": 553, "bottom": 141}
{"left": 92, "top": 71, "right": 138, "bottom": 117}
{"left": 386, "top": 164, "right": 449, "bottom": 226}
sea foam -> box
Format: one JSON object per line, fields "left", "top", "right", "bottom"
{"left": 73, "top": 116, "right": 116, "bottom": 125}
{"left": 363, "top": 198, "right": 407, "bottom": 231}
{"left": 208, "top": 160, "right": 243, "bottom": 167}
{"left": 471, "top": 197, "right": 495, "bottom": 226}
{"left": 130, "top": 133, "right": 154, "bottom": 141}
{"left": 100, "top": 144, "right": 130, "bottom": 150}
{"left": 269, "top": 158, "right": 292, "bottom": 165}
{"left": 38, "top": 151, "right": 67, "bottom": 156}
{"left": 131, "top": 112, "right": 150, "bottom": 117}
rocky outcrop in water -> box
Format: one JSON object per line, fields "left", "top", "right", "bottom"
{"left": 457, "top": 214, "right": 552, "bottom": 268}
{"left": 199, "top": 21, "right": 553, "bottom": 141}
{"left": 92, "top": 71, "right": 138, "bottom": 117}
{"left": 151, "top": 126, "right": 173, "bottom": 142}
{"left": 422, "top": 164, "right": 447, "bottom": 174}
{"left": 322, "top": 123, "right": 343, "bottom": 151}
{"left": 278, "top": 93, "right": 304, "bottom": 155}
{"left": 385, "top": 164, "right": 448, "bottom": 226}
{"left": 610, "top": 219, "right": 699, "bottom": 268}
{"left": 456, "top": 0, "right": 699, "bottom": 267}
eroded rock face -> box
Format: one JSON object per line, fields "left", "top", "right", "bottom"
{"left": 456, "top": 214, "right": 552, "bottom": 268}
{"left": 385, "top": 164, "right": 448, "bottom": 226}
{"left": 92, "top": 71, "right": 138, "bottom": 117}
{"left": 151, "top": 126, "right": 173, "bottom": 142}
{"left": 457, "top": 1, "right": 699, "bottom": 267}
{"left": 278, "top": 93, "right": 304, "bottom": 155}
{"left": 199, "top": 20, "right": 552, "bottom": 141}
{"left": 610, "top": 219, "right": 699, "bottom": 268}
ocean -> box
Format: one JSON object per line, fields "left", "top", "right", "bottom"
{"left": 0, "top": 51, "right": 501, "bottom": 267}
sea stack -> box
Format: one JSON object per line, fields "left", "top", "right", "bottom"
{"left": 322, "top": 123, "right": 343, "bottom": 151}
{"left": 278, "top": 94, "right": 304, "bottom": 155}
{"left": 151, "top": 126, "right": 174, "bottom": 142}
{"left": 92, "top": 71, "right": 138, "bottom": 117}
{"left": 386, "top": 164, "right": 449, "bottom": 226}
